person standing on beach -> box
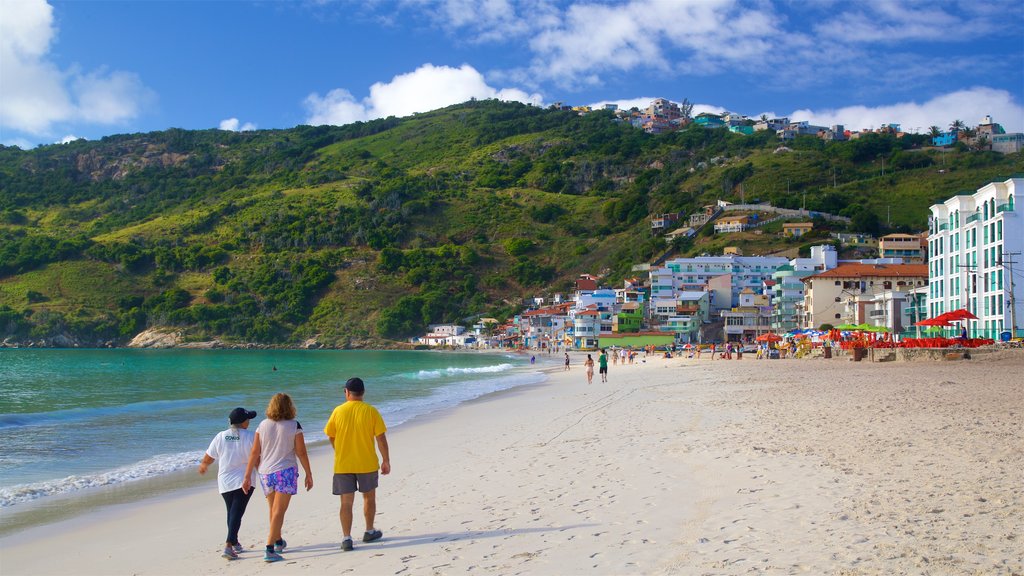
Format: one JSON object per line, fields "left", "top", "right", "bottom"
{"left": 242, "top": 393, "right": 314, "bottom": 563}
{"left": 598, "top": 349, "right": 609, "bottom": 382}
{"left": 584, "top": 354, "right": 594, "bottom": 384}
{"left": 199, "top": 407, "right": 259, "bottom": 560}
{"left": 564, "top": 352, "right": 570, "bottom": 371}
{"left": 324, "top": 377, "right": 390, "bottom": 552}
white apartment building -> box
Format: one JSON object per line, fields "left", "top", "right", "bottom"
{"left": 927, "top": 176, "right": 1022, "bottom": 339}
{"left": 650, "top": 255, "right": 790, "bottom": 311}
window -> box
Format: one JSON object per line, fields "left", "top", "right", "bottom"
{"left": 834, "top": 313, "right": 841, "bottom": 319}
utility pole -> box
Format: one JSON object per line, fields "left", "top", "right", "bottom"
{"left": 1001, "top": 252, "right": 1020, "bottom": 337}
{"left": 958, "top": 262, "right": 978, "bottom": 336}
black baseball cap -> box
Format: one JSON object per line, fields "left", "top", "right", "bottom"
{"left": 229, "top": 407, "right": 257, "bottom": 424}
{"left": 345, "top": 377, "right": 365, "bottom": 394}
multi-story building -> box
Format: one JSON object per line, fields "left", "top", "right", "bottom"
{"left": 927, "top": 176, "right": 1022, "bottom": 339}
{"left": 801, "top": 263, "right": 928, "bottom": 329}
{"left": 650, "top": 255, "right": 790, "bottom": 311}
{"left": 766, "top": 245, "right": 838, "bottom": 332}
{"left": 721, "top": 289, "right": 772, "bottom": 342}
{"left": 879, "top": 232, "right": 927, "bottom": 264}
{"left": 650, "top": 292, "right": 709, "bottom": 342}
{"left": 519, "top": 304, "right": 572, "bottom": 349}
{"left": 613, "top": 302, "right": 643, "bottom": 333}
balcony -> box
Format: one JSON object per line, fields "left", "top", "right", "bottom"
{"left": 997, "top": 203, "right": 1014, "bottom": 213}
{"left": 938, "top": 223, "right": 949, "bottom": 231}
{"left": 965, "top": 213, "right": 981, "bottom": 223}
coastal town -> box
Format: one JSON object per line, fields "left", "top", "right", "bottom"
{"left": 416, "top": 174, "right": 1021, "bottom": 352}
{"left": 563, "top": 97, "right": 1023, "bottom": 154}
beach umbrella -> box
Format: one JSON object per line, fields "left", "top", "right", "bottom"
{"left": 915, "top": 317, "right": 952, "bottom": 327}
{"left": 937, "top": 308, "right": 978, "bottom": 322}
{"left": 756, "top": 333, "right": 783, "bottom": 342}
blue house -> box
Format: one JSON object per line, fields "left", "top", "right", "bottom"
{"left": 932, "top": 132, "right": 957, "bottom": 147}
{"left": 694, "top": 113, "right": 725, "bottom": 129}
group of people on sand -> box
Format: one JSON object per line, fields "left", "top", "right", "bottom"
{"left": 199, "top": 377, "right": 389, "bottom": 562}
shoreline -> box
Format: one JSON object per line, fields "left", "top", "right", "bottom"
{"left": 2, "top": 352, "right": 1022, "bottom": 574}
{"left": 0, "top": 351, "right": 550, "bottom": 535}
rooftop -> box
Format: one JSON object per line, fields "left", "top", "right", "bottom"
{"left": 804, "top": 263, "right": 928, "bottom": 280}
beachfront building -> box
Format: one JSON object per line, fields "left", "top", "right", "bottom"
{"left": 801, "top": 263, "right": 929, "bottom": 329}
{"left": 651, "top": 254, "right": 791, "bottom": 313}
{"left": 571, "top": 308, "right": 601, "bottom": 350}
{"left": 613, "top": 302, "right": 643, "bottom": 333}
{"left": 864, "top": 290, "right": 915, "bottom": 334}
{"left": 418, "top": 324, "right": 475, "bottom": 347}
{"left": 927, "top": 176, "right": 1022, "bottom": 339}
{"left": 879, "top": 232, "right": 928, "bottom": 264}
{"left": 721, "top": 289, "right": 772, "bottom": 342}
{"left": 519, "top": 303, "right": 572, "bottom": 350}
{"left": 649, "top": 291, "right": 709, "bottom": 342}
{"left": 576, "top": 289, "right": 617, "bottom": 334}
{"left": 765, "top": 245, "right": 839, "bottom": 332}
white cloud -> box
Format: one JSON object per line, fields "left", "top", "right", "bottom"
{"left": 219, "top": 118, "right": 257, "bottom": 132}
{"left": 58, "top": 134, "right": 83, "bottom": 144}
{"left": 304, "top": 63, "right": 543, "bottom": 126}
{"left": 789, "top": 87, "right": 1024, "bottom": 133}
{"left": 0, "top": 0, "right": 154, "bottom": 137}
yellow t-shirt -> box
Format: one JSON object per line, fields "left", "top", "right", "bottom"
{"left": 323, "top": 401, "right": 387, "bottom": 474}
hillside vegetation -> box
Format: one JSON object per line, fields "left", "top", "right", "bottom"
{"left": 1, "top": 100, "right": 1021, "bottom": 346}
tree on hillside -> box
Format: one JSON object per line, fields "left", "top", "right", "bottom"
{"left": 928, "top": 126, "right": 941, "bottom": 138}
{"left": 680, "top": 98, "right": 694, "bottom": 120}
{"left": 949, "top": 119, "right": 966, "bottom": 135}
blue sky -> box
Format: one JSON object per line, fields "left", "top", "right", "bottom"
{"left": 2, "top": 0, "right": 1023, "bottom": 149}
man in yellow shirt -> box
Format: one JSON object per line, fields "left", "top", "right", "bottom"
{"left": 324, "top": 377, "right": 390, "bottom": 551}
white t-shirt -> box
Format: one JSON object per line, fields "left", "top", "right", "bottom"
{"left": 254, "top": 419, "right": 302, "bottom": 475}
{"left": 206, "top": 426, "right": 257, "bottom": 494}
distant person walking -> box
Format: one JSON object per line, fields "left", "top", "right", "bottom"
{"left": 598, "top": 349, "right": 609, "bottom": 382}
{"left": 584, "top": 354, "right": 595, "bottom": 384}
{"left": 242, "top": 393, "right": 313, "bottom": 563}
{"left": 564, "top": 353, "right": 570, "bottom": 371}
{"left": 324, "top": 378, "right": 390, "bottom": 552}
{"left": 199, "top": 407, "right": 259, "bottom": 560}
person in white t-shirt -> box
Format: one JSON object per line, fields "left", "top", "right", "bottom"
{"left": 199, "top": 407, "right": 259, "bottom": 560}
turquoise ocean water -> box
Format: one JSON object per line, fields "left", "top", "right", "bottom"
{"left": 0, "top": 349, "right": 541, "bottom": 515}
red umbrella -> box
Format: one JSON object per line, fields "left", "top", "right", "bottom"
{"left": 938, "top": 308, "right": 979, "bottom": 322}
{"left": 756, "top": 333, "right": 783, "bottom": 342}
{"left": 915, "top": 317, "right": 952, "bottom": 327}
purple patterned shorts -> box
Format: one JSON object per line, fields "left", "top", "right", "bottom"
{"left": 260, "top": 466, "right": 298, "bottom": 495}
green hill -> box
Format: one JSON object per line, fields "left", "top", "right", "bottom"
{"left": 1, "top": 100, "right": 1021, "bottom": 346}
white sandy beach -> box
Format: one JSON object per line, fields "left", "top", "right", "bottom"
{"left": 2, "top": 350, "right": 1022, "bottom": 575}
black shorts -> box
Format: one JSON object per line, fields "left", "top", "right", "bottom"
{"left": 599, "top": 366, "right": 608, "bottom": 374}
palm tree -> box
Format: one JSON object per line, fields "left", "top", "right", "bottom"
{"left": 949, "top": 119, "right": 966, "bottom": 134}
{"left": 928, "top": 125, "right": 941, "bottom": 137}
